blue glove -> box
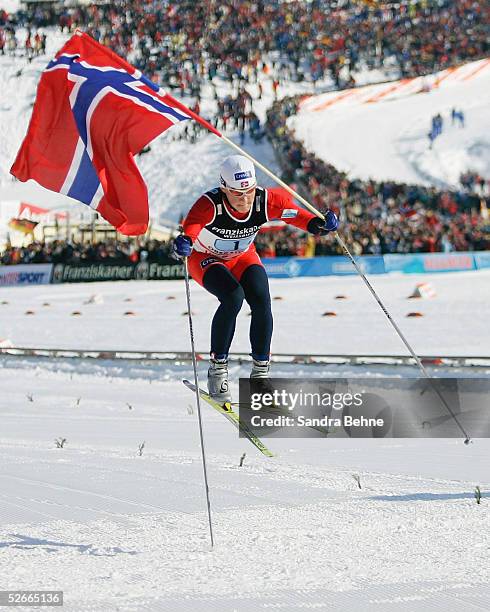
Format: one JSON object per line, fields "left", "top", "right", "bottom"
{"left": 324, "top": 210, "right": 339, "bottom": 231}
{"left": 172, "top": 234, "right": 193, "bottom": 258}
{"left": 307, "top": 210, "right": 339, "bottom": 235}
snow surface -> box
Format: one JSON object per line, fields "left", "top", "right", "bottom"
{"left": 291, "top": 59, "right": 490, "bottom": 188}
{"left": 1, "top": 269, "right": 489, "bottom": 357}
{"left": 1, "top": 271, "right": 489, "bottom": 611}
{"left": 0, "top": 0, "right": 20, "bottom": 14}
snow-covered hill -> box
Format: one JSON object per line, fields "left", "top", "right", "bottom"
{"left": 290, "top": 59, "right": 490, "bottom": 189}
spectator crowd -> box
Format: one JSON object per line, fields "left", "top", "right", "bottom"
{"left": 0, "top": 238, "right": 174, "bottom": 266}
{"left": 0, "top": 1, "right": 488, "bottom": 261}
{"left": 264, "top": 96, "right": 489, "bottom": 256}
{"left": 1, "top": 1, "right": 487, "bottom": 140}
{"left": 1, "top": 1, "right": 487, "bottom": 88}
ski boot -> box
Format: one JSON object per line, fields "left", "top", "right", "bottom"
{"left": 208, "top": 356, "right": 232, "bottom": 403}
{"left": 249, "top": 358, "right": 274, "bottom": 395}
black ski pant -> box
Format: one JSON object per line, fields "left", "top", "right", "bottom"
{"left": 203, "top": 264, "right": 272, "bottom": 360}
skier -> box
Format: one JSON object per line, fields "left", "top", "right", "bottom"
{"left": 172, "top": 155, "right": 338, "bottom": 401}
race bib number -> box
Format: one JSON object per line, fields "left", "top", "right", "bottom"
{"left": 214, "top": 236, "right": 254, "bottom": 252}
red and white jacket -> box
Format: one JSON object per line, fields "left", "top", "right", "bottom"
{"left": 183, "top": 187, "right": 315, "bottom": 260}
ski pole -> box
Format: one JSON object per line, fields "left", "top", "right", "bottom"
{"left": 183, "top": 256, "right": 215, "bottom": 547}
{"left": 214, "top": 138, "right": 471, "bottom": 442}
{"left": 332, "top": 232, "right": 471, "bottom": 443}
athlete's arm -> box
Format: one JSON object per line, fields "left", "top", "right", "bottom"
{"left": 182, "top": 196, "right": 215, "bottom": 241}
{"left": 266, "top": 188, "right": 316, "bottom": 231}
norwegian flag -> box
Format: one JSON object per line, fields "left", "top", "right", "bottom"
{"left": 10, "top": 32, "right": 192, "bottom": 235}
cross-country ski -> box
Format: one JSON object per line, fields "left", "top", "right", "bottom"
{"left": 182, "top": 378, "right": 274, "bottom": 457}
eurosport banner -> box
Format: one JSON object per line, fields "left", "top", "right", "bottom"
{"left": 0, "top": 264, "right": 53, "bottom": 286}
{"left": 238, "top": 378, "right": 489, "bottom": 439}
{"left": 384, "top": 252, "right": 476, "bottom": 274}
{"left": 51, "top": 260, "right": 184, "bottom": 283}
{"left": 262, "top": 255, "right": 386, "bottom": 278}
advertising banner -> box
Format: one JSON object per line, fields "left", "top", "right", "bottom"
{"left": 1, "top": 251, "right": 488, "bottom": 284}
{"left": 51, "top": 260, "right": 184, "bottom": 283}
{"left": 474, "top": 252, "right": 490, "bottom": 270}
{"left": 0, "top": 264, "right": 53, "bottom": 286}
{"left": 263, "top": 256, "right": 385, "bottom": 278}
{"left": 384, "top": 252, "right": 476, "bottom": 274}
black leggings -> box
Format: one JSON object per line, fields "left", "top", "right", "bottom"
{"left": 203, "top": 264, "right": 273, "bottom": 360}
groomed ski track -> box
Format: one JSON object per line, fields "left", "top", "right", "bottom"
{"left": 1, "top": 356, "right": 489, "bottom": 611}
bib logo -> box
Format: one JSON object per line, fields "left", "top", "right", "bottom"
{"left": 201, "top": 257, "right": 219, "bottom": 269}
{"left": 281, "top": 209, "right": 298, "bottom": 219}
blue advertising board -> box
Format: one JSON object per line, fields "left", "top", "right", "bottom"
{"left": 263, "top": 256, "right": 385, "bottom": 278}
{"left": 474, "top": 252, "right": 490, "bottom": 270}
{"left": 384, "top": 252, "right": 476, "bottom": 274}
{"left": 263, "top": 252, "right": 488, "bottom": 278}
{"left": 0, "top": 252, "right": 488, "bottom": 284}
{"left": 0, "top": 264, "right": 53, "bottom": 286}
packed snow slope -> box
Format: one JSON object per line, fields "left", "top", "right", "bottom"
{"left": 1, "top": 356, "right": 489, "bottom": 612}
{"left": 291, "top": 58, "right": 490, "bottom": 188}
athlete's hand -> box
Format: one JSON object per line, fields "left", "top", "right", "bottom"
{"left": 307, "top": 211, "right": 339, "bottom": 235}
{"left": 172, "top": 234, "right": 193, "bottom": 259}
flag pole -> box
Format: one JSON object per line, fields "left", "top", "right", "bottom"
{"left": 170, "top": 100, "right": 471, "bottom": 441}
{"left": 164, "top": 94, "right": 322, "bottom": 218}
